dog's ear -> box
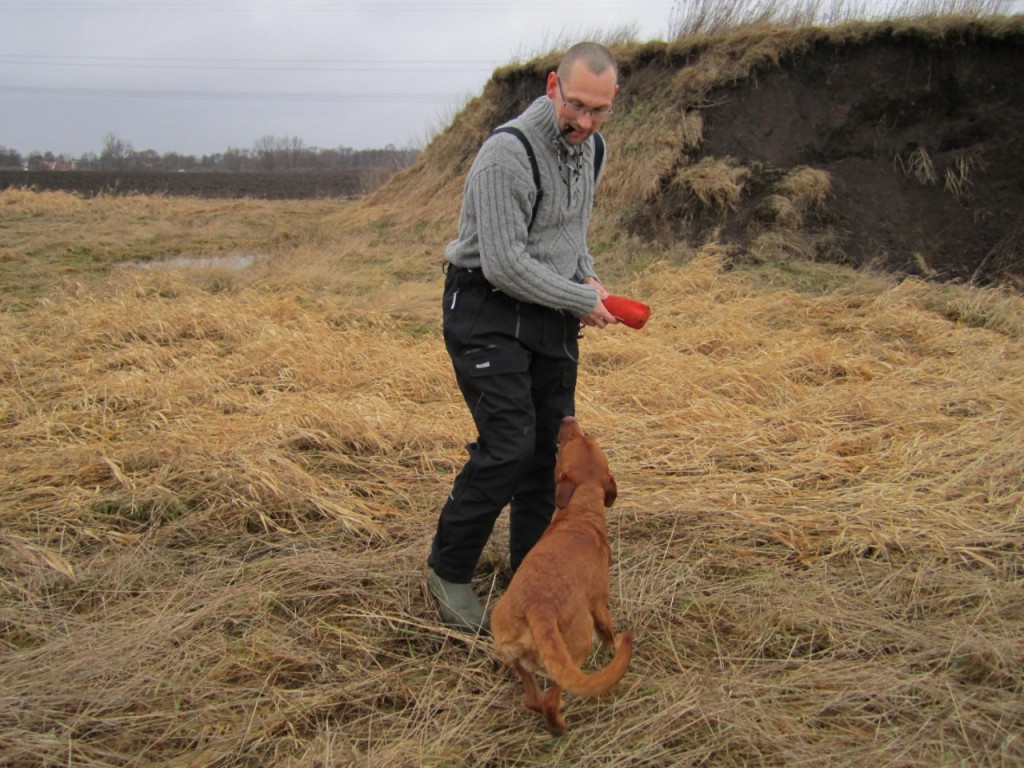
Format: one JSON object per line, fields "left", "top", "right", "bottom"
{"left": 555, "top": 470, "right": 577, "bottom": 508}
{"left": 603, "top": 473, "right": 618, "bottom": 508}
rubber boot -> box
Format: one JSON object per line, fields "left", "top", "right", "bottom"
{"left": 428, "top": 570, "right": 489, "bottom": 634}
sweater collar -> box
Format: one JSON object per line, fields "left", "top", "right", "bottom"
{"left": 522, "top": 95, "right": 581, "bottom": 157}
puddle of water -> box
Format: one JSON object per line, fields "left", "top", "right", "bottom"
{"left": 123, "top": 253, "right": 271, "bottom": 271}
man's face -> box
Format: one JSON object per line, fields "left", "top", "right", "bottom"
{"left": 546, "top": 60, "right": 618, "bottom": 146}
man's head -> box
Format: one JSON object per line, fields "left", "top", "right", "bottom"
{"left": 546, "top": 42, "right": 619, "bottom": 146}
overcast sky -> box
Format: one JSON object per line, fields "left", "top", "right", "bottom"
{"left": 0, "top": 1, "right": 676, "bottom": 158}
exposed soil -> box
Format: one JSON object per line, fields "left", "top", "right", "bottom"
{"left": 632, "top": 29, "right": 1024, "bottom": 284}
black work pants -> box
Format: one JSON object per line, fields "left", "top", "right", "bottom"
{"left": 428, "top": 266, "right": 580, "bottom": 584}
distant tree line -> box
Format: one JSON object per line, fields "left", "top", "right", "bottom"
{"left": 0, "top": 133, "right": 419, "bottom": 173}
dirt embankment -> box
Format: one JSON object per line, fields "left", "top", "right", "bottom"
{"left": 629, "top": 27, "right": 1024, "bottom": 284}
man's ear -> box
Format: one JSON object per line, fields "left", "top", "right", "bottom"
{"left": 555, "top": 470, "right": 577, "bottom": 508}
{"left": 603, "top": 474, "right": 618, "bottom": 508}
{"left": 545, "top": 71, "right": 559, "bottom": 100}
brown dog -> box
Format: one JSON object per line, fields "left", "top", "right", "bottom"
{"left": 491, "top": 416, "right": 633, "bottom": 735}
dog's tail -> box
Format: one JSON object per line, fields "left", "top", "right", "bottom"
{"left": 528, "top": 608, "right": 633, "bottom": 698}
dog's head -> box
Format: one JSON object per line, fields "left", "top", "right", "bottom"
{"left": 554, "top": 417, "right": 617, "bottom": 509}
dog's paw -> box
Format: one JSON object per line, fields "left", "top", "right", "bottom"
{"left": 543, "top": 711, "right": 567, "bottom": 736}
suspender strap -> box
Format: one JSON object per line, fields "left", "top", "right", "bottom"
{"left": 492, "top": 126, "right": 542, "bottom": 231}
{"left": 593, "top": 132, "right": 605, "bottom": 181}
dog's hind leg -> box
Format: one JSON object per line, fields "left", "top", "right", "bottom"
{"left": 542, "top": 683, "right": 567, "bottom": 735}
{"left": 512, "top": 661, "right": 544, "bottom": 713}
{"left": 593, "top": 603, "right": 616, "bottom": 649}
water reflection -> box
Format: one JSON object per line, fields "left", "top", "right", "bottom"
{"left": 124, "top": 253, "right": 270, "bottom": 270}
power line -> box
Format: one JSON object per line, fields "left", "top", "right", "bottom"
{"left": 0, "top": 84, "right": 462, "bottom": 104}
{"left": 0, "top": 53, "right": 499, "bottom": 73}
{"left": 1, "top": 1, "right": 670, "bottom": 11}
{"left": 0, "top": 54, "right": 498, "bottom": 66}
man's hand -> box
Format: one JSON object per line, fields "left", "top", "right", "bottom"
{"left": 580, "top": 277, "right": 619, "bottom": 328}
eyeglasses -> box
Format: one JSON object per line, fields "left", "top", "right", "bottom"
{"left": 556, "top": 76, "right": 613, "bottom": 121}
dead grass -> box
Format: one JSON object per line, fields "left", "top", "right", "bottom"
{"left": 2, "top": 14, "right": 1023, "bottom": 765}
{"left": 896, "top": 146, "right": 940, "bottom": 186}
{"left": 777, "top": 166, "right": 834, "bottom": 214}
{"left": 0, "top": 188, "right": 348, "bottom": 310}
{"left": 2, "top": 187, "right": 1022, "bottom": 766}
{"left": 598, "top": 102, "right": 703, "bottom": 211}
{"left": 944, "top": 151, "right": 987, "bottom": 204}
{"left": 673, "top": 157, "right": 751, "bottom": 212}
{"left": 752, "top": 168, "right": 835, "bottom": 234}
{"left": 668, "top": 0, "right": 1020, "bottom": 38}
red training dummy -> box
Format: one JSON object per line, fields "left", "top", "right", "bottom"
{"left": 603, "top": 294, "right": 651, "bottom": 330}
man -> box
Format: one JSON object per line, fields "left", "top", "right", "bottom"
{"left": 428, "top": 42, "right": 620, "bottom": 632}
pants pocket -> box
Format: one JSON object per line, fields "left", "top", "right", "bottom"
{"left": 454, "top": 345, "right": 530, "bottom": 380}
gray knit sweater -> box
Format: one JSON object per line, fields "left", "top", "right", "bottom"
{"left": 444, "top": 96, "right": 604, "bottom": 318}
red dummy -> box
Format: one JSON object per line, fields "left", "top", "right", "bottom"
{"left": 603, "top": 294, "right": 651, "bottom": 330}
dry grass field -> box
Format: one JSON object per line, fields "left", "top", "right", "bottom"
{"left": 2, "top": 184, "right": 1021, "bottom": 767}
{"left": 2, "top": 12, "right": 1023, "bottom": 767}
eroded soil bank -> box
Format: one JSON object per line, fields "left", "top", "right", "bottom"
{"left": 634, "top": 29, "right": 1023, "bottom": 284}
